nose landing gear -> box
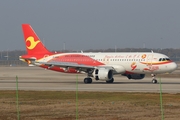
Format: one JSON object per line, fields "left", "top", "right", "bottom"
{"left": 151, "top": 74, "right": 157, "bottom": 84}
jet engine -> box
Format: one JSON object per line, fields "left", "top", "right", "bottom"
{"left": 93, "top": 68, "right": 113, "bottom": 81}
{"left": 126, "top": 74, "right": 145, "bottom": 80}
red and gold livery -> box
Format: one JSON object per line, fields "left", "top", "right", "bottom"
{"left": 20, "top": 24, "right": 177, "bottom": 84}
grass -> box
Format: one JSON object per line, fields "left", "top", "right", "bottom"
{"left": 0, "top": 91, "right": 180, "bottom": 120}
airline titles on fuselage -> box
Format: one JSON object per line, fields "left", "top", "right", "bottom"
{"left": 64, "top": 55, "right": 96, "bottom": 58}
{"left": 105, "top": 54, "right": 146, "bottom": 59}
{"left": 62, "top": 54, "right": 147, "bottom": 59}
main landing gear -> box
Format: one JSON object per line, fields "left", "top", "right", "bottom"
{"left": 84, "top": 78, "right": 92, "bottom": 84}
{"left": 84, "top": 69, "right": 93, "bottom": 84}
{"left": 151, "top": 74, "right": 157, "bottom": 84}
{"left": 84, "top": 77, "right": 114, "bottom": 84}
{"left": 106, "top": 78, "right": 114, "bottom": 83}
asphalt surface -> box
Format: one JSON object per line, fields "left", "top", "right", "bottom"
{"left": 0, "top": 66, "right": 180, "bottom": 93}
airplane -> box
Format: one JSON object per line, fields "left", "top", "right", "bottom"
{"left": 19, "top": 24, "right": 178, "bottom": 84}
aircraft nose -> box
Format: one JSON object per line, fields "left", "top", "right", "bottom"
{"left": 169, "top": 62, "right": 178, "bottom": 72}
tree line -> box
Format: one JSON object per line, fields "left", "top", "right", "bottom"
{"left": 0, "top": 48, "right": 180, "bottom": 61}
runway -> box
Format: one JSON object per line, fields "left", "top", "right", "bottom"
{"left": 0, "top": 67, "right": 180, "bottom": 93}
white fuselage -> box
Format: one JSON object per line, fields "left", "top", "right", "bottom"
{"left": 37, "top": 52, "right": 177, "bottom": 74}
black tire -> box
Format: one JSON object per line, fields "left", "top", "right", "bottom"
{"left": 88, "top": 78, "right": 92, "bottom": 83}
{"left": 84, "top": 78, "right": 89, "bottom": 84}
{"left": 84, "top": 78, "right": 92, "bottom": 84}
{"left": 106, "top": 78, "right": 114, "bottom": 83}
{"left": 152, "top": 79, "right": 157, "bottom": 84}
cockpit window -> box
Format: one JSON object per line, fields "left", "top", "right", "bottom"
{"left": 159, "top": 58, "right": 162, "bottom": 61}
{"left": 159, "top": 58, "right": 171, "bottom": 61}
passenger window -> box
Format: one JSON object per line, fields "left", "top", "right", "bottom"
{"left": 159, "top": 58, "right": 162, "bottom": 61}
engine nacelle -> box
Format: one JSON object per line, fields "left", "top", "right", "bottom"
{"left": 126, "top": 74, "right": 145, "bottom": 80}
{"left": 111, "top": 65, "right": 125, "bottom": 74}
{"left": 93, "top": 68, "right": 113, "bottom": 81}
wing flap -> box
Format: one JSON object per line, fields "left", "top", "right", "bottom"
{"left": 38, "top": 61, "right": 95, "bottom": 70}
{"left": 36, "top": 61, "right": 119, "bottom": 74}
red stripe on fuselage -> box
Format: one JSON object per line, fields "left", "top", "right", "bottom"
{"left": 140, "top": 60, "right": 172, "bottom": 65}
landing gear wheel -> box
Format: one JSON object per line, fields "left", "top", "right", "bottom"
{"left": 84, "top": 78, "right": 92, "bottom": 84}
{"left": 152, "top": 79, "right": 157, "bottom": 84}
{"left": 106, "top": 78, "right": 114, "bottom": 83}
{"left": 151, "top": 74, "right": 157, "bottom": 84}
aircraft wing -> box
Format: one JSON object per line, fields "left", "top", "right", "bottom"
{"left": 37, "top": 61, "right": 117, "bottom": 73}
{"left": 37, "top": 61, "right": 96, "bottom": 72}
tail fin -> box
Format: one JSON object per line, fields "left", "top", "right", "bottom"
{"left": 22, "top": 24, "right": 52, "bottom": 58}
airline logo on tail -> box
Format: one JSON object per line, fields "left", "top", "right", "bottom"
{"left": 26, "top": 36, "right": 40, "bottom": 50}
{"left": 22, "top": 24, "right": 53, "bottom": 59}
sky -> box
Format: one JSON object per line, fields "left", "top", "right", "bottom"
{"left": 0, "top": 0, "right": 180, "bottom": 51}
